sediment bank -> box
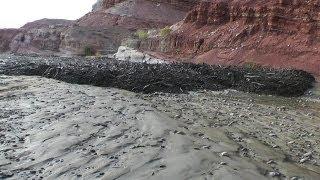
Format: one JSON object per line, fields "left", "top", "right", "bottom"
{"left": 0, "top": 54, "right": 315, "bottom": 96}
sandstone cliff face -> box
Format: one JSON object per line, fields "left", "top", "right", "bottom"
{"left": 184, "top": 0, "right": 320, "bottom": 34}
{"left": 0, "top": 29, "right": 21, "bottom": 52}
{"left": 0, "top": 19, "right": 73, "bottom": 55}
{"left": 8, "top": 25, "right": 131, "bottom": 56}
{"left": 93, "top": 0, "right": 197, "bottom": 12}
{"left": 59, "top": 26, "right": 131, "bottom": 55}
{"left": 21, "top": 19, "right": 74, "bottom": 30}
{"left": 92, "top": 0, "right": 126, "bottom": 11}
{"left": 78, "top": 0, "right": 198, "bottom": 30}
{"left": 10, "top": 28, "right": 65, "bottom": 55}
{"left": 140, "top": 0, "right": 320, "bottom": 77}
{"left": 0, "top": 0, "right": 198, "bottom": 55}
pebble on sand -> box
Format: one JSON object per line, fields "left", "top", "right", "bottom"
{"left": 219, "top": 162, "right": 227, "bottom": 165}
{"left": 268, "top": 171, "right": 281, "bottom": 177}
{"left": 220, "top": 152, "right": 229, "bottom": 157}
{"left": 299, "top": 157, "right": 309, "bottom": 163}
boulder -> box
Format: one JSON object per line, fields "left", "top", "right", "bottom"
{"left": 114, "top": 46, "right": 166, "bottom": 63}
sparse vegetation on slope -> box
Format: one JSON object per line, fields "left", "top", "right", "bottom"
{"left": 135, "top": 30, "right": 149, "bottom": 40}
{"left": 159, "top": 27, "right": 172, "bottom": 38}
{"left": 84, "top": 46, "right": 96, "bottom": 56}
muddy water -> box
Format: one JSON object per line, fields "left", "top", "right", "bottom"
{"left": 142, "top": 88, "right": 320, "bottom": 179}
{"left": 0, "top": 75, "right": 319, "bottom": 180}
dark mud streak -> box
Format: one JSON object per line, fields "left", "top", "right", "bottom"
{"left": 0, "top": 55, "right": 315, "bottom": 96}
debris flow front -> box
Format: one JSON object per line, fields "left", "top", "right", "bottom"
{"left": 0, "top": 55, "right": 315, "bottom": 96}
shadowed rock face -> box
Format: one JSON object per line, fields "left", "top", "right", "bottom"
{"left": 0, "top": 29, "right": 21, "bottom": 52}
{"left": 140, "top": 0, "right": 320, "bottom": 78}
{"left": 59, "top": 26, "right": 132, "bottom": 55}
{"left": 0, "top": 19, "right": 73, "bottom": 55}
{"left": 10, "top": 28, "right": 65, "bottom": 55}
{"left": 8, "top": 25, "right": 132, "bottom": 56}
{"left": 0, "top": 19, "right": 73, "bottom": 54}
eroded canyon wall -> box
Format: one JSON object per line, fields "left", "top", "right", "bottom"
{"left": 140, "top": 0, "right": 320, "bottom": 77}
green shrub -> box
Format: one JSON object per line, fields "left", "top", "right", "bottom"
{"left": 243, "top": 62, "right": 262, "bottom": 69}
{"left": 84, "top": 46, "right": 95, "bottom": 56}
{"left": 135, "top": 30, "right": 148, "bottom": 40}
{"left": 159, "top": 26, "right": 172, "bottom": 38}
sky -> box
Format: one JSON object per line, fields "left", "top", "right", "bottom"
{"left": 0, "top": 0, "right": 95, "bottom": 28}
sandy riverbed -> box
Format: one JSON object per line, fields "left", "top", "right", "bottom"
{"left": 0, "top": 75, "right": 319, "bottom": 180}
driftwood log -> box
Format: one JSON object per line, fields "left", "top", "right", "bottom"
{"left": 0, "top": 55, "right": 315, "bottom": 97}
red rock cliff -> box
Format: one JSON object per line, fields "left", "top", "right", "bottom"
{"left": 140, "top": 0, "right": 320, "bottom": 78}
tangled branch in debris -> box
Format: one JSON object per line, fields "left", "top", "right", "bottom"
{"left": 0, "top": 55, "right": 315, "bottom": 96}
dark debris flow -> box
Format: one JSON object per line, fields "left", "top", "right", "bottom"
{"left": 0, "top": 55, "right": 315, "bottom": 97}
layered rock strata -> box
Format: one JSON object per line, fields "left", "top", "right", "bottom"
{"left": 78, "top": 0, "right": 198, "bottom": 30}
{"left": 140, "top": 0, "right": 320, "bottom": 78}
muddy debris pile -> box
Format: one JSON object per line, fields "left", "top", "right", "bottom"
{"left": 0, "top": 55, "right": 315, "bottom": 96}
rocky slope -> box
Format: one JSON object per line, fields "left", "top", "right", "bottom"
{"left": 0, "top": 0, "right": 196, "bottom": 56}
{"left": 9, "top": 25, "right": 132, "bottom": 56}
{"left": 21, "top": 18, "right": 74, "bottom": 30}
{"left": 140, "top": 0, "right": 320, "bottom": 78}
{"left": 9, "top": 26, "right": 67, "bottom": 55}
{"left": 77, "top": 0, "right": 198, "bottom": 30}
{"left": 59, "top": 26, "right": 132, "bottom": 55}
{"left": 0, "top": 29, "right": 21, "bottom": 52}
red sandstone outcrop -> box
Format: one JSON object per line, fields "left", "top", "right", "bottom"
{"left": 140, "top": 0, "right": 320, "bottom": 78}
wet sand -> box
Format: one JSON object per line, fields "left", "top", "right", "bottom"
{"left": 0, "top": 75, "right": 319, "bottom": 180}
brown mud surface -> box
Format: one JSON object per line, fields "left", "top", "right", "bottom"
{"left": 0, "top": 75, "right": 319, "bottom": 179}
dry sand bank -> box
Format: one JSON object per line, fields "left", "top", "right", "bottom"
{"left": 0, "top": 75, "right": 319, "bottom": 180}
